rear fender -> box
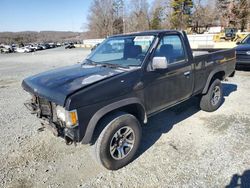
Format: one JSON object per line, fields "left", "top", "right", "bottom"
{"left": 202, "top": 69, "right": 225, "bottom": 94}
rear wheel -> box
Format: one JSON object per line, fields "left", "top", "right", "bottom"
{"left": 93, "top": 112, "right": 141, "bottom": 170}
{"left": 200, "top": 79, "right": 223, "bottom": 112}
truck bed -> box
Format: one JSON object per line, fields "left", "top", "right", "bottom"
{"left": 191, "top": 48, "right": 236, "bottom": 95}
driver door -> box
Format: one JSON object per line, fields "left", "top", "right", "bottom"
{"left": 143, "top": 34, "right": 194, "bottom": 114}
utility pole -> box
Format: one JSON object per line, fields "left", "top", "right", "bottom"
{"left": 122, "top": 0, "right": 126, "bottom": 33}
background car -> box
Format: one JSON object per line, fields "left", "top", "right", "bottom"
{"left": 35, "top": 45, "right": 43, "bottom": 51}
{"left": 0, "top": 45, "right": 13, "bottom": 53}
{"left": 49, "top": 43, "right": 56, "bottom": 48}
{"left": 236, "top": 34, "right": 250, "bottom": 68}
{"left": 65, "top": 43, "right": 75, "bottom": 49}
{"left": 16, "top": 47, "right": 32, "bottom": 53}
{"left": 0, "top": 46, "right": 9, "bottom": 53}
{"left": 56, "top": 42, "right": 62, "bottom": 47}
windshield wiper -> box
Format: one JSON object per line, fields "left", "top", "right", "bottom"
{"left": 100, "top": 63, "right": 129, "bottom": 69}
{"left": 85, "top": 59, "right": 130, "bottom": 69}
{"left": 100, "top": 63, "right": 120, "bottom": 68}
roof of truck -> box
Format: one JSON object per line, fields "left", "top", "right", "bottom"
{"left": 110, "top": 30, "right": 181, "bottom": 37}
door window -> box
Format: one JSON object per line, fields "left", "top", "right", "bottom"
{"left": 155, "top": 35, "right": 187, "bottom": 64}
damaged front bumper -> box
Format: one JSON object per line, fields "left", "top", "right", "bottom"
{"left": 24, "top": 96, "right": 80, "bottom": 145}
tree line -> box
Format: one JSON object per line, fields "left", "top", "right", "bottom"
{"left": 86, "top": 0, "right": 250, "bottom": 38}
{"left": 0, "top": 31, "right": 82, "bottom": 44}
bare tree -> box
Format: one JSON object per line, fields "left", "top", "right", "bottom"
{"left": 87, "top": 0, "right": 115, "bottom": 38}
{"left": 217, "top": 0, "right": 250, "bottom": 31}
{"left": 87, "top": 0, "right": 126, "bottom": 38}
{"left": 110, "top": 0, "right": 125, "bottom": 34}
{"left": 170, "top": 0, "right": 194, "bottom": 30}
{"left": 125, "top": 0, "right": 151, "bottom": 32}
{"left": 86, "top": 0, "right": 249, "bottom": 38}
{"left": 0, "top": 31, "right": 81, "bottom": 44}
{"left": 191, "top": 0, "right": 218, "bottom": 33}
{"left": 149, "top": 0, "right": 172, "bottom": 30}
{"left": 237, "top": 0, "right": 249, "bottom": 31}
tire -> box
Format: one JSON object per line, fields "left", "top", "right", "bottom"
{"left": 200, "top": 79, "right": 223, "bottom": 112}
{"left": 93, "top": 112, "right": 142, "bottom": 170}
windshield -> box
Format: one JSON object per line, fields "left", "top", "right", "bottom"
{"left": 242, "top": 35, "right": 250, "bottom": 44}
{"left": 86, "top": 35, "right": 155, "bottom": 67}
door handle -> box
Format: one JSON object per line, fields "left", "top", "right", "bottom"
{"left": 184, "top": 71, "right": 191, "bottom": 76}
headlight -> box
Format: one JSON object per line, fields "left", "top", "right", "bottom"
{"left": 56, "top": 106, "right": 78, "bottom": 127}
{"left": 56, "top": 106, "right": 66, "bottom": 121}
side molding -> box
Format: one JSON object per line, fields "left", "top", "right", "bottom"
{"left": 81, "top": 97, "right": 147, "bottom": 144}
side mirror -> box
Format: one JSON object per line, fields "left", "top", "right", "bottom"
{"left": 236, "top": 41, "right": 241, "bottom": 45}
{"left": 152, "top": 57, "right": 168, "bottom": 70}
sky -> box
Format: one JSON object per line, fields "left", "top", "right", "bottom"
{"left": 0, "top": 0, "right": 92, "bottom": 32}
{"left": 0, "top": 0, "right": 208, "bottom": 32}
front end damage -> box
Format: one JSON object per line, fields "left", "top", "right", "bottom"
{"left": 24, "top": 94, "right": 79, "bottom": 145}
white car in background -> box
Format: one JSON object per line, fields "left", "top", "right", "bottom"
{"left": 0, "top": 46, "right": 10, "bottom": 53}
{"left": 16, "top": 47, "right": 32, "bottom": 53}
{"left": 0, "top": 45, "right": 13, "bottom": 53}
{"left": 27, "top": 45, "right": 36, "bottom": 51}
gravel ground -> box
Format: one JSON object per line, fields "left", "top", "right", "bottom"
{"left": 0, "top": 48, "right": 249, "bottom": 188}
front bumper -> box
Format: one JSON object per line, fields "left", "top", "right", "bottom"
{"left": 236, "top": 60, "right": 250, "bottom": 66}
{"left": 236, "top": 52, "right": 250, "bottom": 66}
{"left": 40, "top": 117, "right": 80, "bottom": 144}
{"left": 24, "top": 96, "right": 80, "bottom": 144}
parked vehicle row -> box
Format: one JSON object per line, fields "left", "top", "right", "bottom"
{"left": 0, "top": 42, "right": 75, "bottom": 53}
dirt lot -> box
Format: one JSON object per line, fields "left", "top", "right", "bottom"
{"left": 0, "top": 48, "right": 249, "bottom": 188}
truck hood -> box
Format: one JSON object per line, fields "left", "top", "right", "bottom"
{"left": 236, "top": 44, "right": 250, "bottom": 51}
{"left": 22, "top": 64, "right": 124, "bottom": 106}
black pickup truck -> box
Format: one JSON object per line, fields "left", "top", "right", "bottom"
{"left": 22, "top": 30, "right": 236, "bottom": 170}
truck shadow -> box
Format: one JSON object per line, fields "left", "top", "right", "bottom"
{"left": 223, "top": 83, "right": 237, "bottom": 96}
{"left": 135, "top": 83, "right": 237, "bottom": 160}
{"left": 225, "top": 169, "right": 250, "bottom": 188}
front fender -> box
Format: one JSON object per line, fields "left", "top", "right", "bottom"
{"left": 81, "top": 97, "right": 146, "bottom": 144}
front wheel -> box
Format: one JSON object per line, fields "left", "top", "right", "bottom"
{"left": 93, "top": 112, "right": 142, "bottom": 170}
{"left": 200, "top": 79, "right": 223, "bottom": 112}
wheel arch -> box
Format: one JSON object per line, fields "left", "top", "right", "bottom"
{"left": 81, "top": 97, "right": 147, "bottom": 144}
{"left": 202, "top": 69, "right": 225, "bottom": 94}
